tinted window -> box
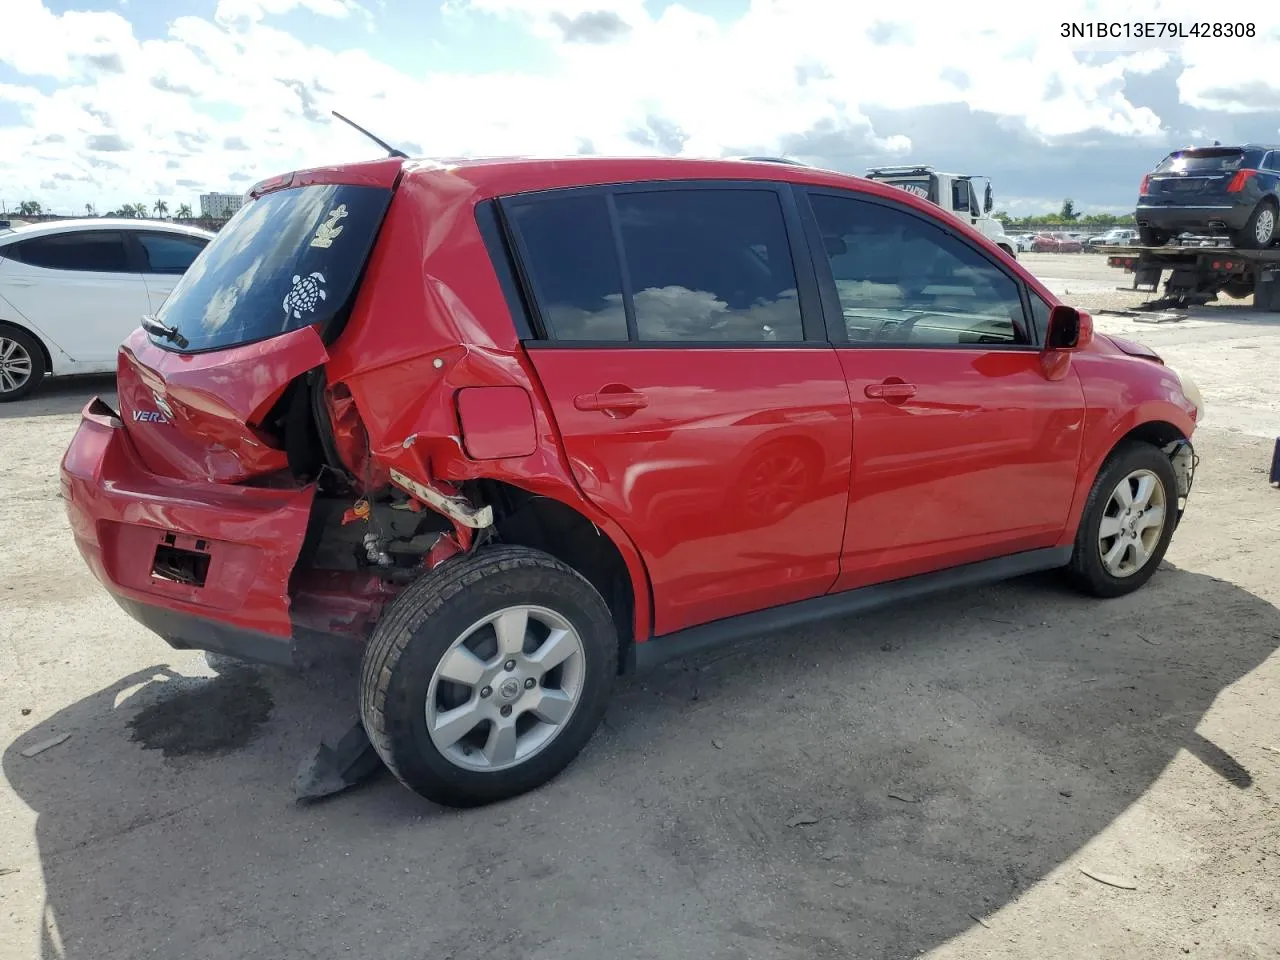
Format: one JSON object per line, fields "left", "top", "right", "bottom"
{"left": 1154, "top": 149, "right": 1245, "bottom": 173}
{"left": 153, "top": 184, "right": 392, "bottom": 353}
{"left": 1263, "top": 152, "right": 1280, "bottom": 173}
{"left": 952, "top": 181, "right": 970, "bottom": 212}
{"left": 810, "top": 193, "right": 1030, "bottom": 347}
{"left": 507, "top": 194, "right": 627, "bottom": 341}
{"left": 1029, "top": 292, "right": 1051, "bottom": 343}
{"left": 615, "top": 189, "right": 802, "bottom": 342}
{"left": 8, "top": 232, "right": 130, "bottom": 272}
{"left": 137, "top": 233, "right": 207, "bottom": 274}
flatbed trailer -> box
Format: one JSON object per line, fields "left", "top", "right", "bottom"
{"left": 1099, "top": 244, "right": 1280, "bottom": 313}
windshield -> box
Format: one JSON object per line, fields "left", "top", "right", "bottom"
{"left": 152, "top": 183, "right": 392, "bottom": 353}
{"left": 1155, "top": 149, "right": 1245, "bottom": 174}
{"left": 872, "top": 175, "right": 938, "bottom": 204}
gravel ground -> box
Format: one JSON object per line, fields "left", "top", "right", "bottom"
{"left": 2, "top": 253, "right": 1278, "bottom": 960}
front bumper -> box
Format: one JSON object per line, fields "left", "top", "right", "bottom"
{"left": 60, "top": 398, "right": 317, "bottom": 666}
{"left": 1136, "top": 203, "right": 1250, "bottom": 234}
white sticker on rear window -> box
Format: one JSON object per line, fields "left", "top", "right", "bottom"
{"left": 283, "top": 272, "right": 327, "bottom": 319}
{"left": 310, "top": 204, "right": 348, "bottom": 249}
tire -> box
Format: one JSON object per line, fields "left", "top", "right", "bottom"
{"left": 359, "top": 545, "right": 618, "bottom": 807}
{"left": 1066, "top": 441, "right": 1179, "bottom": 598}
{"left": 1137, "top": 226, "right": 1170, "bottom": 247}
{"left": 0, "top": 326, "right": 46, "bottom": 403}
{"left": 1231, "top": 200, "right": 1277, "bottom": 250}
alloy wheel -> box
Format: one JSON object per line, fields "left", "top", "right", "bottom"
{"left": 1097, "top": 468, "right": 1167, "bottom": 578}
{"left": 425, "top": 604, "right": 586, "bottom": 772}
{"left": 1256, "top": 207, "right": 1276, "bottom": 246}
{"left": 0, "top": 336, "right": 34, "bottom": 395}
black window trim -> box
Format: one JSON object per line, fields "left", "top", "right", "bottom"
{"left": 495, "top": 178, "right": 830, "bottom": 349}
{"left": 475, "top": 199, "right": 538, "bottom": 340}
{"left": 126, "top": 229, "right": 210, "bottom": 276}
{"left": 796, "top": 186, "right": 1042, "bottom": 351}
{"left": 7, "top": 229, "right": 134, "bottom": 274}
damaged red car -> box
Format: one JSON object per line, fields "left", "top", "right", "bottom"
{"left": 61, "top": 155, "right": 1204, "bottom": 806}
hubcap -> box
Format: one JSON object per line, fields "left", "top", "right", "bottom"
{"left": 0, "top": 337, "right": 33, "bottom": 395}
{"left": 1097, "top": 469, "right": 1167, "bottom": 578}
{"left": 425, "top": 605, "right": 585, "bottom": 772}
{"left": 1256, "top": 208, "right": 1275, "bottom": 245}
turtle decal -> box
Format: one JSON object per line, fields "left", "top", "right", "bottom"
{"left": 283, "top": 272, "right": 327, "bottom": 320}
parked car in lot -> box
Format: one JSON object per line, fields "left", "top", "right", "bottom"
{"left": 1135, "top": 143, "right": 1280, "bottom": 248}
{"left": 1008, "top": 232, "right": 1036, "bottom": 253}
{"left": 1088, "top": 228, "right": 1138, "bottom": 248}
{"left": 1031, "top": 233, "right": 1083, "bottom": 253}
{"left": 61, "top": 155, "right": 1203, "bottom": 807}
{"left": 0, "top": 218, "right": 213, "bottom": 401}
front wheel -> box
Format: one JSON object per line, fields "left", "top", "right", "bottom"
{"left": 359, "top": 545, "right": 618, "bottom": 807}
{"left": 1066, "top": 441, "right": 1179, "bottom": 598}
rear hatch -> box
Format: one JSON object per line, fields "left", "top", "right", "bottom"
{"left": 1143, "top": 148, "right": 1245, "bottom": 207}
{"left": 116, "top": 160, "right": 400, "bottom": 483}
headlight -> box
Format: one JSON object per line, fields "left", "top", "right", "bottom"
{"left": 1169, "top": 366, "right": 1206, "bottom": 423}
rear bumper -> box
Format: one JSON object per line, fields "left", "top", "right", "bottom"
{"left": 60, "top": 397, "right": 317, "bottom": 666}
{"left": 1136, "top": 203, "right": 1251, "bottom": 233}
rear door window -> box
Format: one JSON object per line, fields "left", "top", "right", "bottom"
{"left": 5, "top": 231, "right": 131, "bottom": 273}
{"left": 505, "top": 194, "right": 629, "bottom": 341}
{"left": 614, "top": 189, "right": 803, "bottom": 343}
{"left": 151, "top": 183, "right": 392, "bottom": 353}
{"left": 507, "top": 186, "right": 804, "bottom": 344}
{"left": 136, "top": 232, "right": 208, "bottom": 274}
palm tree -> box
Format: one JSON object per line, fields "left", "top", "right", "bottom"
{"left": 18, "top": 200, "right": 42, "bottom": 216}
{"left": 85, "top": 202, "right": 96, "bottom": 217}
{"left": 176, "top": 203, "right": 192, "bottom": 219}
{"left": 153, "top": 199, "right": 169, "bottom": 218}
{"left": 133, "top": 202, "right": 149, "bottom": 219}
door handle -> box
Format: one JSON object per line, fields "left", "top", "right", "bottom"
{"left": 864, "top": 381, "right": 917, "bottom": 402}
{"left": 574, "top": 390, "right": 648, "bottom": 414}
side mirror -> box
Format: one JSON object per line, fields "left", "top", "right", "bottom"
{"left": 984, "top": 183, "right": 994, "bottom": 213}
{"left": 1045, "top": 304, "right": 1093, "bottom": 350}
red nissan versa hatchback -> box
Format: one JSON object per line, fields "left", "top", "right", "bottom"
{"left": 60, "top": 156, "right": 1204, "bottom": 806}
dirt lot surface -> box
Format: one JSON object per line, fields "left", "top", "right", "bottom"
{"left": 2, "top": 253, "right": 1279, "bottom": 959}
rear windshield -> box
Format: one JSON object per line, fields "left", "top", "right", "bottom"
{"left": 152, "top": 183, "right": 392, "bottom": 353}
{"left": 1154, "top": 149, "right": 1245, "bottom": 174}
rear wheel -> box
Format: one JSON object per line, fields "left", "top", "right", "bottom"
{"left": 0, "top": 327, "right": 45, "bottom": 403}
{"left": 1137, "top": 226, "right": 1170, "bottom": 247}
{"left": 1066, "top": 442, "right": 1178, "bottom": 598}
{"left": 359, "top": 545, "right": 617, "bottom": 807}
{"left": 1231, "top": 200, "right": 1277, "bottom": 250}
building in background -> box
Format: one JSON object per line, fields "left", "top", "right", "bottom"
{"left": 199, "top": 192, "right": 244, "bottom": 219}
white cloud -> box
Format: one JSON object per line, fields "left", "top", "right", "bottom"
{"left": 1, "top": 0, "right": 1278, "bottom": 213}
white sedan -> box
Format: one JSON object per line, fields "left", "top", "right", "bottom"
{"left": 0, "top": 218, "right": 214, "bottom": 401}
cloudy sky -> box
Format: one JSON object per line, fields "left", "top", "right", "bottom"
{"left": 2, "top": 0, "right": 1278, "bottom": 217}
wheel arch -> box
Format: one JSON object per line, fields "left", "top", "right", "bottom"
{"left": 1060, "top": 410, "right": 1195, "bottom": 550}
{"left": 0, "top": 318, "right": 52, "bottom": 374}
{"left": 473, "top": 480, "right": 645, "bottom": 674}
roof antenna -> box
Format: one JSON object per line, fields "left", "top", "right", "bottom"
{"left": 331, "top": 110, "right": 408, "bottom": 159}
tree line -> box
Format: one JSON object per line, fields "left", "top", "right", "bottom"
{"left": 11, "top": 199, "right": 195, "bottom": 219}
{"left": 992, "top": 198, "right": 1136, "bottom": 229}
